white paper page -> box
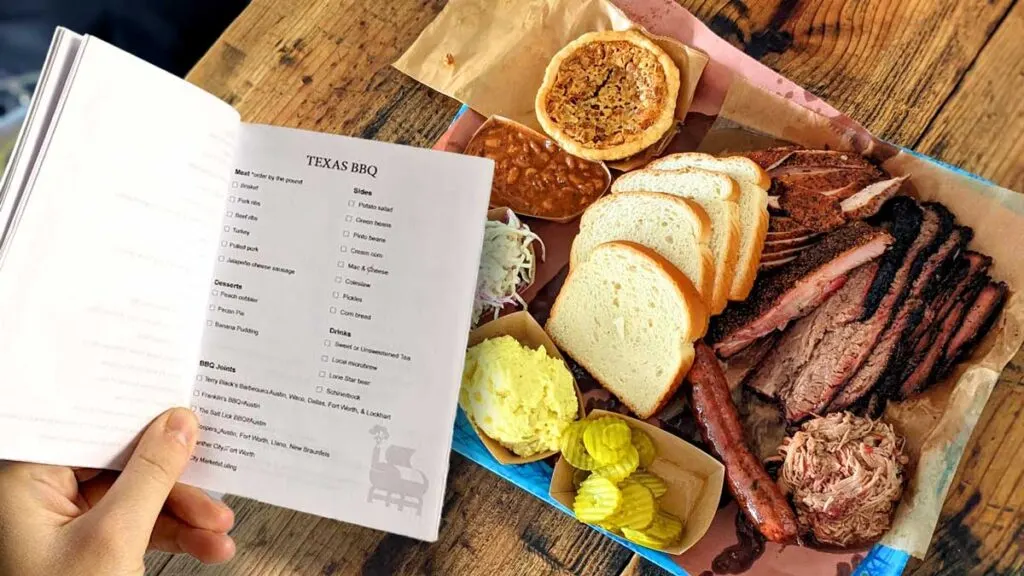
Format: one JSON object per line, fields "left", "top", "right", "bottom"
{"left": 0, "top": 27, "right": 82, "bottom": 247}
{"left": 0, "top": 36, "right": 240, "bottom": 468}
{"left": 183, "top": 123, "right": 492, "bottom": 541}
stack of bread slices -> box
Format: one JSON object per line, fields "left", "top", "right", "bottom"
{"left": 546, "top": 154, "right": 770, "bottom": 418}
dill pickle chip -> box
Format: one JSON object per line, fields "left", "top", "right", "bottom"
{"left": 604, "top": 481, "right": 655, "bottom": 530}
{"left": 630, "top": 428, "right": 657, "bottom": 468}
{"left": 620, "top": 527, "right": 670, "bottom": 549}
{"left": 584, "top": 417, "right": 631, "bottom": 463}
{"left": 646, "top": 512, "right": 683, "bottom": 544}
{"left": 628, "top": 471, "right": 667, "bottom": 498}
{"left": 573, "top": 475, "right": 622, "bottom": 523}
{"left": 592, "top": 444, "right": 639, "bottom": 482}
{"left": 571, "top": 467, "right": 590, "bottom": 490}
{"left": 560, "top": 420, "right": 597, "bottom": 470}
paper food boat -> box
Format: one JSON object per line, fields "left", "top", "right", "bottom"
{"left": 549, "top": 409, "right": 724, "bottom": 555}
{"left": 464, "top": 310, "right": 586, "bottom": 465}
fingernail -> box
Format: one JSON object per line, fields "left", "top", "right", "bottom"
{"left": 165, "top": 408, "right": 197, "bottom": 447}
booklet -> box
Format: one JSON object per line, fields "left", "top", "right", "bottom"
{"left": 0, "top": 28, "right": 493, "bottom": 541}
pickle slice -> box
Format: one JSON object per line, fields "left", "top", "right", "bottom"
{"left": 630, "top": 428, "right": 657, "bottom": 468}
{"left": 592, "top": 444, "right": 639, "bottom": 482}
{"left": 573, "top": 475, "right": 622, "bottom": 523}
{"left": 604, "top": 481, "right": 655, "bottom": 530}
{"left": 628, "top": 471, "right": 668, "bottom": 498}
{"left": 584, "top": 417, "right": 632, "bottom": 464}
{"left": 621, "top": 527, "right": 670, "bottom": 550}
{"left": 646, "top": 512, "right": 683, "bottom": 544}
{"left": 560, "top": 420, "right": 597, "bottom": 470}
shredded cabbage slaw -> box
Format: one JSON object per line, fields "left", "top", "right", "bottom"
{"left": 473, "top": 209, "right": 545, "bottom": 326}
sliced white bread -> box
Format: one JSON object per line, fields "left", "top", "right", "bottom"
{"left": 545, "top": 241, "right": 708, "bottom": 418}
{"left": 647, "top": 153, "right": 770, "bottom": 301}
{"left": 611, "top": 169, "right": 740, "bottom": 314}
{"left": 571, "top": 192, "right": 715, "bottom": 307}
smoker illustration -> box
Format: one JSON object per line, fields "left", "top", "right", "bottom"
{"left": 367, "top": 425, "right": 429, "bottom": 515}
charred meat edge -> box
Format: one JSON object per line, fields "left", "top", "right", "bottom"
{"left": 710, "top": 222, "right": 893, "bottom": 358}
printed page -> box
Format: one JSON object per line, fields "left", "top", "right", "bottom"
{"left": 0, "top": 36, "right": 240, "bottom": 468}
{"left": 183, "top": 123, "right": 492, "bottom": 541}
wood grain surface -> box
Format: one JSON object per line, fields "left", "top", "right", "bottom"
{"left": 147, "top": 0, "right": 1024, "bottom": 574}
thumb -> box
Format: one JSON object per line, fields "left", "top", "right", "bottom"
{"left": 92, "top": 408, "right": 198, "bottom": 544}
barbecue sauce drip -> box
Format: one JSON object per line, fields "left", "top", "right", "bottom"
{"left": 710, "top": 509, "right": 767, "bottom": 574}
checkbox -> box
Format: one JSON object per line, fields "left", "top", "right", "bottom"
{"left": 345, "top": 215, "right": 353, "bottom": 222}
{"left": 207, "top": 320, "right": 213, "bottom": 327}
{"left": 226, "top": 211, "right": 234, "bottom": 217}
{"left": 211, "top": 290, "right": 218, "bottom": 296}
{"left": 332, "top": 291, "right": 339, "bottom": 298}
{"left": 348, "top": 200, "right": 355, "bottom": 207}
{"left": 229, "top": 196, "right": 236, "bottom": 202}
{"left": 221, "top": 241, "right": 227, "bottom": 247}
{"left": 232, "top": 182, "right": 239, "bottom": 188}
{"left": 196, "top": 375, "right": 203, "bottom": 382}
{"left": 316, "top": 385, "right": 324, "bottom": 393}
{"left": 218, "top": 256, "right": 225, "bottom": 262}
{"left": 223, "top": 226, "right": 230, "bottom": 232}
{"left": 194, "top": 390, "right": 201, "bottom": 397}
{"left": 334, "top": 276, "right": 343, "bottom": 283}
{"left": 209, "top": 304, "right": 215, "bottom": 311}
{"left": 343, "top": 230, "right": 350, "bottom": 238}
{"left": 337, "top": 261, "right": 344, "bottom": 268}
{"left": 323, "top": 339, "right": 331, "bottom": 347}
{"left": 320, "top": 355, "right": 328, "bottom": 362}
{"left": 318, "top": 370, "right": 326, "bottom": 377}
{"left": 329, "top": 307, "right": 337, "bottom": 313}
{"left": 340, "top": 246, "right": 348, "bottom": 253}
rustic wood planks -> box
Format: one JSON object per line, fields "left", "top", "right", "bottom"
{"left": 141, "top": 1, "right": 1024, "bottom": 574}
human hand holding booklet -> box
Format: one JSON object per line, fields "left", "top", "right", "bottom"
{"left": 0, "top": 28, "right": 493, "bottom": 541}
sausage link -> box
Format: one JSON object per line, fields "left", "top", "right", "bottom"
{"left": 687, "top": 342, "right": 800, "bottom": 544}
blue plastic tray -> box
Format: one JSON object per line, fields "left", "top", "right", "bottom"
{"left": 448, "top": 104, "right": 916, "bottom": 576}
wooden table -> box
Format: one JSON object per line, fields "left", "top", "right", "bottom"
{"left": 145, "top": 1, "right": 1024, "bottom": 574}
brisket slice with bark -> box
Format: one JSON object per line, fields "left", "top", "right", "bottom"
{"left": 868, "top": 225, "right": 972, "bottom": 402}
{"left": 709, "top": 222, "right": 894, "bottom": 358}
{"left": 937, "top": 281, "right": 1008, "bottom": 376}
{"left": 743, "top": 263, "right": 877, "bottom": 411}
{"left": 824, "top": 203, "right": 950, "bottom": 412}
{"left": 897, "top": 262, "right": 990, "bottom": 398}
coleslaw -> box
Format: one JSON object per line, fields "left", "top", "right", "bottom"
{"left": 473, "top": 209, "right": 545, "bottom": 326}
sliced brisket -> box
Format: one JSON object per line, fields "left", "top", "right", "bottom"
{"left": 868, "top": 225, "right": 972, "bottom": 401}
{"left": 860, "top": 197, "right": 927, "bottom": 320}
{"left": 710, "top": 222, "right": 893, "bottom": 358}
{"left": 897, "top": 272, "right": 987, "bottom": 398}
{"left": 744, "top": 264, "right": 878, "bottom": 421}
{"left": 938, "top": 281, "right": 1008, "bottom": 376}
{"left": 825, "top": 203, "right": 950, "bottom": 411}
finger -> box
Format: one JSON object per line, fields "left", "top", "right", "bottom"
{"left": 166, "top": 484, "right": 234, "bottom": 533}
{"left": 150, "top": 513, "right": 236, "bottom": 564}
{"left": 73, "top": 468, "right": 103, "bottom": 483}
{"left": 90, "top": 408, "right": 197, "bottom": 546}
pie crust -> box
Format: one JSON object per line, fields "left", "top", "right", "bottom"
{"left": 535, "top": 30, "right": 680, "bottom": 162}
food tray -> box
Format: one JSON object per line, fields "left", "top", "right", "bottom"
{"left": 444, "top": 104, "right": 916, "bottom": 576}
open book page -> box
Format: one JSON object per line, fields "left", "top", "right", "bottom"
{"left": 0, "top": 36, "right": 241, "bottom": 468}
{"left": 183, "top": 123, "right": 492, "bottom": 541}
{"left": 0, "top": 27, "right": 83, "bottom": 245}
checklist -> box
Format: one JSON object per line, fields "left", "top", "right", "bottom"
{"left": 0, "top": 29, "right": 492, "bottom": 543}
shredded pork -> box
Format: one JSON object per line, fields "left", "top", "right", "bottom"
{"left": 778, "top": 412, "right": 906, "bottom": 547}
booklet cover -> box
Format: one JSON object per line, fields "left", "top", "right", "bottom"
{"left": 0, "top": 28, "right": 494, "bottom": 541}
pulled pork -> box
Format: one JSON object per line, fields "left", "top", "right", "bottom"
{"left": 777, "top": 412, "right": 907, "bottom": 547}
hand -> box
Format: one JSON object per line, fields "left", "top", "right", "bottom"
{"left": 0, "top": 408, "right": 236, "bottom": 576}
